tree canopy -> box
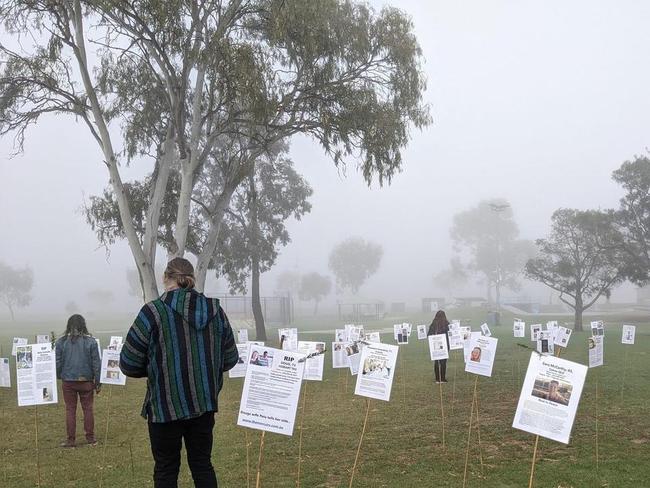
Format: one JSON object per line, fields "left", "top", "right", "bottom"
{"left": 0, "top": 262, "right": 33, "bottom": 320}
{"left": 328, "top": 237, "right": 383, "bottom": 294}
{"left": 298, "top": 272, "right": 332, "bottom": 314}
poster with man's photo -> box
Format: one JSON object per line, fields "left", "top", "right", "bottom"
{"left": 108, "top": 336, "right": 123, "bottom": 351}
{"left": 16, "top": 343, "right": 57, "bottom": 407}
{"left": 588, "top": 336, "right": 603, "bottom": 368}
{"left": 480, "top": 323, "right": 491, "bottom": 337}
{"left": 417, "top": 324, "right": 428, "bottom": 340}
{"left": 100, "top": 349, "right": 127, "bottom": 385}
{"left": 428, "top": 334, "right": 449, "bottom": 361}
{"left": 229, "top": 343, "right": 250, "bottom": 378}
{"left": 355, "top": 342, "right": 398, "bottom": 402}
{"left": 465, "top": 335, "right": 498, "bottom": 377}
{"left": 621, "top": 325, "right": 636, "bottom": 345}
{"left": 530, "top": 324, "right": 542, "bottom": 342}
{"left": 332, "top": 342, "right": 348, "bottom": 369}
{"left": 279, "top": 328, "right": 298, "bottom": 351}
{"left": 0, "top": 358, "right": 10, "bottom": 388}
{"left": 513, "top": 353, "right": 588, "bottom": 444}
{"left": 536, "top": 330, "right": 554, "bottom": 356}
{"left": 298, "top": 341, "right": 325, "bottom": 381}
{"left": 237, "top": 345, "right": 306, "bottom": 436}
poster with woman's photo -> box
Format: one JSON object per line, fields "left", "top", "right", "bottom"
{"left": 100, "top": 349, "right": 127, "bottom": 385}
{"left": 588, "top": 336, "right": 603, "bottom": 368}
{"left": 513, "top": 353, "right": 588, "bottom": 444}
{"left": 513, "top": 320, "right": 526, "bottom": 338}
{"left": 0, "top": 358, "right": 10, "bottom": 388}
{"left": 536, "top": 330, "right": 554, "bottom": 356}
{"left": 530, "top": 324, "right": 541, "bottom": 342}
{"left": 108, "top": 336, "right": 123, "bottom": 351}
{"left": 621, "top": 325, "right": 636, "bottom": 345}
{"left": 428, "top": 334, "right": 449, "bottom": 361}
{"left": 237, "top": 345, "right": 306, "bottom": 436}
{"left": 332, "top": 342, "right": 348, "bottom": 369}
{"left": 279, "top": 328, "right": 298, "bottom": 351}
{"left": 355, "top": 342, "right": 398, "bottom": 402}
{"left": 229, "top": 343, "right": 250, "bottom": 378}
{"left": 16, "top": 343, "right": 58, "bottom": 407}
{"left": 464, "top": 335, "right": 498, "bottom": 377}
{"left": 417, "top": 325, "right": 428, "bottom": 340}
{"left": 298, "top": 341, "right": 325, "bottom": 381}
{"left": 463, "top": 331, "right": 481, "bottom": 362}
{"left": 480, "top": 323, "right": 491, "bottom": 337}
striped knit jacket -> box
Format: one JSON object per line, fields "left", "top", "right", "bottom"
{"left": 120, "top": 288, "right": 239, "bottom": 423}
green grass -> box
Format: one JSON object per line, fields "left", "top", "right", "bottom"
{"left": 0, "top": 308, "right": 648, "bottom": 487}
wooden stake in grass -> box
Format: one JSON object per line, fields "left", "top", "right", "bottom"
{"left": 34, "top": 405, "right": 41, "bottom": 488}
{"left": 451, "top": 358, "right": 457, "bottom": 415}
{"left": 528, "top": 435, "right": 540, "bottom": 488}
{"left": 349, "top": 398, "right": 371, "bottom": 488}
{"left": 401, "top": 351, "right": 406, "bottom": 406}
{"left": 296, "top": 382, "right": 308, "bottom": 488}
{"left": 462, "top": 376, "right": 484, "bottom": 487}
{"left": 245, "top": 430, "right": 251, "bottom": 488}
{"left": 255, "top": 431, "right": 266, "bottom": 488}
{"left": 99, "top": 385, "right": 113, "bottom": 488}
{"left": 595, "top": 369, "right": 600, "bottom": 473}
{"left": 438, "top": 379, "right": 446, "bottom": 449}
{"left": 620, "top": 347, "right": 629, "bottom": 401}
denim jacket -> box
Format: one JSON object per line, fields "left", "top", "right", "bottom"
{"left": 55, "top": 335, "right": 101, "bottom": 384}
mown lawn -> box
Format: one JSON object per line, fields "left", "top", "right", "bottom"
{"left": 0, "top": 308, "right": 648, "bottom": 487}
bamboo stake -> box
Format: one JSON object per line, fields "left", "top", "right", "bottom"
{"left": 245, "top": 430, "right": 251, "bottom": 488}
{"left": 528, "top": 435, "right": 540, "bottom": 488}
{"left": 255, "top": 431, "right": 266, "bottom": 488}
{"left": 296, "top": 382, "right": 308, "bottom": 488}
{"left": 438, "top": 379, "right": 446, "bottom": 449}
{"left": 451, "top": 360, "right": 457, "bottom": 415}
{"left": 34, "top": 405, "right": 41, "bottom": 487}
{"left": 595, "top": 369, "right": 600, "bottom": 473}
{"left": 401, "top": 351, "right": 406, "bottom": 406}
{"left": 99, "top": 385, "right": 113, "bottom": 488}
{"left": 462, "top": 380, "right": 476, "bottom": 488}
{"left": 348, "top": 398, "right": 371, "bottom": 488}
{"left": 474, "top": 381, "right": 484, "bottom": 474}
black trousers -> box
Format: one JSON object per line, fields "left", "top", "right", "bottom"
{"left": 434, "top": 359, "right": 447, "bottom": 381}
{"left": 148, "top": 412, "right": 218, "bottom": 488}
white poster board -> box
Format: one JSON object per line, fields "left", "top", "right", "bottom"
{"left": 0, "top": 358, "right": 10, "bottom": 387}
{"left": 621, "top": 325, "right": 636, "bottom": 345}
{"left": 553, "top": 327, "right": 572, "bottom": 348}
{"left": 298, "top": 341, "right": 325, "bottom": 381}
{"left": 480, "top": 323, "right": 491, "bottom": 337}
{"left": 465, "top": 336, "right": 498, "bottom": 377}
{"left": 100, "top": 349, "right": 126, "bottom": 385}
{"left": 12, "top": 338, "right": 27, "bottom": 357}
{"left": 366, "top": 332, "right": 381, "bottom": 343}
{"left": 417, "top": 325, "right": 427, "bottom": 340}
{"left": 513, "top": 320, "right": 525, "bottom": 338}
{"left": 229, "top": 343, "right": 250, "bottom": 378}
{"left": 463, "top": 331, "right": 481, "bottom": 362}
{"left": 428, "top": 334, "right": 449, "bottom": 361}
{"left": 335, "top": 329, "right": 347, "bottom": 342}
{"left": 279, "top": 328, "right": 298, "bottom": 351}
{"left": 536, "top": 330, "right": 554, "bottom": 356}
{"left": 16, "top": 343, "right": 58, "bottom": 406}
{"left": 332, "top": 342, "right": 348, "bottom": 369}
{"left": 590, "top": 321, "right": 604, "bottom": 336}
{"left": 394, "top": 324, "right": 410, "bottom": 344}
{"left": 237, "top": 345, "right": 305, "bottom": 436}
{"left": 237, "top": 329, "right": 249, "bottom": 343}
{"left": 513, "top": 353, "right": 588, "bottom": 444}
{"left": 36, "top": 335, "right": 50, "bottom": 344}
{"left": 345, "top": 342, "right": 362, "bottom": 375}
{"left": 530, "top": 324, "right": 541, "bottom": 342}
{"left": 355, "top": 342, "right": 398, "bottom": 402}
{"left": 108, "top": 336, "right": 123, "bottom": 351}
{"left": 588, "top": 336, "right": 603, "bottom": 368}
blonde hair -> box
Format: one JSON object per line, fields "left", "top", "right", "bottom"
{"left": 164, "top": 257, "right": 196, "bottom": 289}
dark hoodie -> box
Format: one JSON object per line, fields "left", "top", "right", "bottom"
{"left": 120, "top": 288, "right": 238, "bottom": 423}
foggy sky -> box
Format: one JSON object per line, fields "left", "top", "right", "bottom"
{"left": 2, "top": 0, "right": 649, "bottom": 317}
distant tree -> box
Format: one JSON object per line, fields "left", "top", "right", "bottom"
{"left": 207, "top": 148, "right": 312, "bottom": 341}
{"left": 64, "top": 301, "right": 79, "bottom": 316}
{"left": 0, "top": 262, "right": 33, "bottom": 320}
{"left": 450, "top": 199, "right": 535, "bottom": 308}
{"left": 299, "top": 273, "right": 332, "bottom": 315}
{"left": 611, "top": 155, "right": 650, "bottom": 284}
{"left": 525, "top": 209, "right": 624, "bottom": 331}
{"left": 433, "top": 257, "right": 469, "bottom": 296}
{"left": 275, "top": 271, "right": 302, "bottom": 296}
{"left": 328, "top": 238, "right": 383, "bottom": 294}
{"left": 86, "top": 289, "right": 115, "bottom": 308}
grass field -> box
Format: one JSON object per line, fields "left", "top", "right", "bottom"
{"left": 0, "top": 308, "right": 648, "bottom": 487}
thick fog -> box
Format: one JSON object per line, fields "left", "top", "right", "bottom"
{"left": 2, "top": 0, "right": 649, "bottom": 318}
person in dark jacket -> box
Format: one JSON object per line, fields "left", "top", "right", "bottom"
{"left": 55, "top": 314, "right": 101, "bottom": 447}
{"left": 120, "top": 257, "right": 239, "bottom": 488}
{"left": 428, "top": 310, "right": 451, "bottom": 383}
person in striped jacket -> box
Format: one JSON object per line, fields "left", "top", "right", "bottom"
{"left": 120, "top": 257, "right": 239, "bottom": 488}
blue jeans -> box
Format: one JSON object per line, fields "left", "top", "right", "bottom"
{"left": 148, "top": 412, "right": 218, "bottom": 488}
